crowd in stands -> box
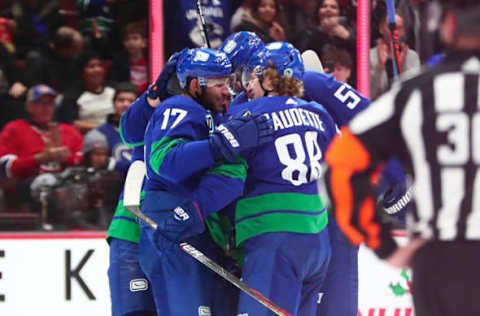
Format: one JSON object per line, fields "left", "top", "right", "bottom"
{"left": 0, "top": 0, "right": 422, "bottom": 231}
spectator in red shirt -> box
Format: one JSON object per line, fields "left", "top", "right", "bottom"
{"left": 0, "top": 84, "right": 83, "bottom": 180}
{"left": 107, "top": 22, "right": 148, "bottom": 93}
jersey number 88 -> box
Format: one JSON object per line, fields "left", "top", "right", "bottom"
{"left": 275, "top": 132, "right": 323, "bottom": 186}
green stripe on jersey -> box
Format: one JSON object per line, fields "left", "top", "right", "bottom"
{"left": 207, "top": 157, "right": 248, "bottom": 181}
{"left": 235, "top": 193, "right": 328, "bottom": 246}
{"left": 206, "top": 213, "right": 232, "bottom": 251}
{"left": 206, "top": 213, "right": 245, "bottom": 267}
{"left": 119, "top": 115, "right": 144, "bottom": 147}
{"left": 149, "top": 137, "right": 187, "bottom": 174}
{"left": 106, "top": 191, "right": 145, "bottom": 244}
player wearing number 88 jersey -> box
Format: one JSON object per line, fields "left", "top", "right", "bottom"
{"left": 228, "top": 41, "right": 337, "bottom": 316}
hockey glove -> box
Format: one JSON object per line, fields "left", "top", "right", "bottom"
{"left": 209, "top": 111, "right": 273, "bottom": 162}
{"left": 156, "top": 200, "right": 205, "bottom": 243}
{"left": 375, "top": 158, "right": 410, "bottom": 221}
{"left": 146, "top": 50, "right": 184, "bottom": 101}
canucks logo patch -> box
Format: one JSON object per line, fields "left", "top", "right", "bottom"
{"left": 198, "top": 306, "right": 211, "bottom": 316}
{"left": 129, "top": 278, "right": 148, "bottom": 292}
{"left": 206, "top": 112, "right": 215, "bottom": 134}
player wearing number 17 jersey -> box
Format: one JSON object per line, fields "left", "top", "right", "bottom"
{"left": 229, "top": 42, "right": 336, "bottom": 316}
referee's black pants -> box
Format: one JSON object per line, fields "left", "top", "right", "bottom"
{"left": 412, "top": 241, "right": 480, "bottom": 316}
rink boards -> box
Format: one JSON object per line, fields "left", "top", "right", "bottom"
{"left": 0, "top": 232, "right": 413, "bottom": 316}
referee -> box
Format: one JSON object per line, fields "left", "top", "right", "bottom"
{"left": 322, "top": 1, "right": 480, "bottom": 315}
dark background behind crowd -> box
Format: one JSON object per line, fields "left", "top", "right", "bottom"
{"left": 0, "top": 0, "right": 426, "bottom": 231}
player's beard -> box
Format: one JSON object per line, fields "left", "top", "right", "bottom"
{"left": 196, "top": 88, "right": 227, "bottom": 114}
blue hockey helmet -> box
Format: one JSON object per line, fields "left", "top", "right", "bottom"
{"left": 220, "top": 32, "right": 265, "bottom": 71}
{"left": 243, "top": 42, "right": 304, "bottom": 84}
{"left": 176, "top": 48, "right": 232, "bottom": 89}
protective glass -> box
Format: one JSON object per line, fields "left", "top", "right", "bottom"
{"left": 241, "top": 68, "right": 260, "bottom": 90}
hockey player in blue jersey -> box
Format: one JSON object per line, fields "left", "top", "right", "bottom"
{"left": 220, "top": 31, "right": 265, "bottom": 97}
{"left": 139, "top": 47, "right": 274, "bottom": 315}
{"left": 120, "top": 39, "right": 408, "bottom": 315}
{"left": 107, "top": 146, "right": 156, "bottom": 316}
{"left": 120, "top": 31, "right": 263, "bottom": 139}
{"left": 108, "top": 51, "right": 194, "bottom": 316}
{"left": 300, "top": 69, "right": 368, "bottom": 316}
{"left": 237, "top": 45, "right": 409, "bottom": 316}
{"left": 225, "top": 41, "right": 336, "bottom": 316}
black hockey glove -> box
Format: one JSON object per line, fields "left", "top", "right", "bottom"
{"left": 147, "top": 49, "right": 184, "bottom": 100}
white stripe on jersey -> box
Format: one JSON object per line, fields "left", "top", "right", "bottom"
{"left": 466, "top": 78, "right": 480, "bottom": 239}
{"left": 437, "top": 168, "right": 464, "bottom": 240}
{"left": 434, "top": 73, "right": 464, "bottom": 112}
{"left": 400, "top": 90, "right": 434, "bottom": 238}
{"left": 467, "top": 171, "right": 480, "bottom": 239}
{"left": 0, "top": 154, "right": 17, "bottom": 178}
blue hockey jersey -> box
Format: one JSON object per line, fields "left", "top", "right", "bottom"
{"left": 229, "top": 96, "right": 338, "bottom": 245}
{"left": 301, "top": 71, "right": 370, "bottom": 127}
{"left": 143, "top": 95, "right": 246, "bottom": 218}
{"left": 119, "top": 92, "right": 155, "bottom": 147}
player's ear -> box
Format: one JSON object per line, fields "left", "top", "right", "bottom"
{"left": 188, "top": 78, "right": 201, "bottom": 97}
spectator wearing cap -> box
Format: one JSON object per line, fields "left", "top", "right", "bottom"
{"left": 0, "top": 84, "right": 82, "bottom": 215}
{"left": 0, "top": 84, "right": 83, "bottom": 180}
{"left": 82, "top": 132, "right": 110, "bottom": 169}
{"left": 83, "top": 82, "right": 137, "bottom": 174}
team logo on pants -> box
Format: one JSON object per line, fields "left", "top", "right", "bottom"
{"left": 174, "top": 206, "right": 190, "bottom": 221}
{"left": 198, "top": 306, "right": 211, "bottom": 316}
{"left": 129, "top": 278, "right": 148, "bottom": 292}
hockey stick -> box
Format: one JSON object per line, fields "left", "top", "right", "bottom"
{"left": 194, "top": 0, "right": 211, "bottom": 48}
{"left": 302, "top": 50, "right": 324, "bottom": 73}
{"left": 386, "top": 0, "right": 402, "bottom": 79}
{"left": 123, "top": 161, "right": 292, "bottom": 316}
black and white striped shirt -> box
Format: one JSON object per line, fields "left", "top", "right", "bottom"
{"left": 350, "top": 51, "right": 480, "bottom": 241}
